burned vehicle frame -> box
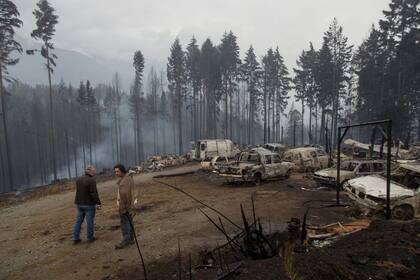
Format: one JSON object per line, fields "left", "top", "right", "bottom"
{"left": 313, "top": 159, "right": 387, "bottom": 186}
{"left": 215, "top": 147, "right": 293, "bottom": 185}
{"left": 343, "top": 163, "right": 420, "bottom": 220}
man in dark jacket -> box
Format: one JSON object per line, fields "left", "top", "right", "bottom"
{"left": 72, "top": 165, "right": 101, "bottom": 244}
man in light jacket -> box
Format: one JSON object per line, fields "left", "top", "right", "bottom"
{"left": 114, "top": 164, "right": 136, "bottom": 249}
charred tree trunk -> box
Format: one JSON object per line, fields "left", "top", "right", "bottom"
{"left": 0, "top": 65, "right": 13, "bottom": 190}
{"left": 309, "top": 106, "right": 313, "bottom": 144}
{"left": 229, "top": 83, "right": 233, "bottom": 141}
{"left": 178, "top": 91, "right": 183, "bottom": 155}
{"left": 315, "top": 103, "right": 318, "bottom": 144}
{"left": 88, "top": 106, "right": 93, "bottom": 164}
{"left": 0, "top": 140, "right": 5, "bottom": 192}
{"left": 301, "top": 100, "right": 305, "bottom": 146}
{"left": 320, "top": 107, "right": 325, "bottom": 145}
{"left": 271, "top": 92, "right": 275, "bottom": 143}
{"left": 65, "top": 129, "right": 71, "bottom": 179}
{"left": 73, "top": 136, "right": 78, "bottom": 177}
{"left": 224, "top": 81, "right": 228, "bottom": 138}
{"left": 133, "top": 115, "right": 137, "bottom": 164}
{"left": 263, "top": 86, "right": 267, "bottom": 143}
{"left": 111, "top": 123, "right": 115, "bottom": 163}
{"left": 46, "top": 46, "right": 57, "bottom": 182}
{"left": 267, "top": 92, "right": 271, "bottom": 142}
{"left": 82, "top": 135, "right": 86, "bottom": 170}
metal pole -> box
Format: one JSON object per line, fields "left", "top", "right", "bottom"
{"left": 125, "top": 212, "right": 148, "bottom": 280}
{"left": 336, "top": 127, "right": 341, "bottom": 205}
{"left": 386, "top": 120, "right": 392, "bottom": 219}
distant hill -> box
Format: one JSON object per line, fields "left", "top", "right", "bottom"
{"left": 8, "top": 36, "right": 135, "bottom": 89}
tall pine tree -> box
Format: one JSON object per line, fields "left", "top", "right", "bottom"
{"left": 0, "top": 0, "right": 22, "bottom": 191}
{"left": 30, "top": 0, "right": 59, "bottom": 181}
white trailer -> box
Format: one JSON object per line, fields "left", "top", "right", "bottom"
{"left": 191, "top": 139, "right": 238, "bottom": 160}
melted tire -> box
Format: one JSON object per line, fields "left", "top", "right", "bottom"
{"left": 392, "top": 204, "right": 414, "bottom": 220}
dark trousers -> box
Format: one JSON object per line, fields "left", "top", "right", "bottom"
{"left": 120, "top": 212, "right": 134, "bottom": 244}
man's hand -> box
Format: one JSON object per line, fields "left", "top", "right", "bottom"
{"left": 96, "top": 205, "right": 102, "bottom": 210}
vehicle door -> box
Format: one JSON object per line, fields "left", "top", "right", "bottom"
{"left": 356, "top": 163, "right": 372, "bottom": 176}
{"left": 300, "top": 151, "right": 313, "bottom": 171}
{"left": 309, "top": 150, "right": 320, "bottom": 170}
{"left": 217, "top": 141, "right": 227, "bottom": 157}
{"left": 293, "top": 152, "right": 303, "bottom": 169}
{"left": 263, "top": 155, "right": 277, "bottom": 179}
{"left": 283, "top": 152, "right": 293, "bottom": 163}
{"left": 271, "top": 154, "right": 287, "bottom": 176}
{"left": 316, "top": 150, "right": 329, "bottom": 168}
{"left": 200, "top": 142, "right": 207, "bottom": 159}
{"left": 213, "top": 156, "right": 228, "bottom": 171}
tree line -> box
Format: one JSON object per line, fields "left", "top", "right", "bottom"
{"left": 0, "top": 0, "right": 419, "bottom": 192}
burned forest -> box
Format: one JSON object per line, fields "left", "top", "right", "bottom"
{"left": 0, "top": 0, "right": 419, "bottom": 280}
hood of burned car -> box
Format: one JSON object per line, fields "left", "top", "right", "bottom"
{"left": 315, "top": 168, "right": 353, "bottom": 179}
{"left": 347, "top": 175, "right": 415, "bottom": 198}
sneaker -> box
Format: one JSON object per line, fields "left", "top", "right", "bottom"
{"left": 115, "top": 242, "right": 129, "bottom": 250}
{"left": 73, "top": 239, "right": 82, "bottom": 245}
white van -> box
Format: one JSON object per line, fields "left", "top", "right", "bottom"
{"left": 191, "top": 139, "right": 239, "bottom": 160}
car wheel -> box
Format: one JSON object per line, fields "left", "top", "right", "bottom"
{"left": 253, "top": 173, "right": 262, "bottom": 186}
{"left": 339, "top": 179, "right": 349, "bottom": 190}
{"left": 392, "top": 204, "right": 414, "bottom": 220}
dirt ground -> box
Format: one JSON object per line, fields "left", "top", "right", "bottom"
{"left": 0, "top": 163, "right": 416, "bottom": 280}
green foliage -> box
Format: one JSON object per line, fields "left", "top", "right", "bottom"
{"left": 293, "top": 42, "right": 318, "bottom": 109}
{"left": 186, "top": 36, "right": 201, "bottom": 91}
{"left": 167, "top": 38, "right": 187, "bottom": 153}
{"left": 167, "top": 38, "right": 186, "bottom": 95}
{"left": 353, "top": 0, "right": 420, "bottom": 142}
{"left": 133, "top": 50, "right": 145, "bottom": 96}
{"left": 282, "top": 241, "right": 303, "bottom": 280}
{"left": 30, "top": 0, "right": 59, "bottom": 72}
{"left": 0, "top": 0, "right": 23, "bottom": 76}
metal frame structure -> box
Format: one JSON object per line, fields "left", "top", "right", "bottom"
{"left": 337, "top": 120, "right": 393, "bottom": 219}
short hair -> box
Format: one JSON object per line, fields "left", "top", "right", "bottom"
{"left": 85, "top": 165, "right": 96, "bottom": 175}
{"left": 113, "top": 164, "right": 126, "bottom": 174}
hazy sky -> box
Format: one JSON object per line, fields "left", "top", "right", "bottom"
{"left": 14, "top": 0, "right": 391, "bottom": 69}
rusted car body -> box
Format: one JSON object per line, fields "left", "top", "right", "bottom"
{"left": 191, "top": 139, "right": 239, "bottom": 160}
{"left": 283, "top": 147, "right": 329, "bottom": 172}
{"left": 343, "top": 138, "right": 414, "bottom": 160}
{"left": 262, "top": 143, "right": 287, "bottom": 157}
{"left": 215, "top": 147, "right": 293, "bottom": 185}
{"left": 201, "top": 155, "right": 229, "bottom": 171}
{"left": 343, "top": 163, "right": 420, "bottom": 220}
{"left": 313, "top": 160, "right": 387, "bottom": 186}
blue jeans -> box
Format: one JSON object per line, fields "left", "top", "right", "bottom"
{"left": 120, "top": 212, "right": 134, "bottom": 244}
{"left": 72, "top": 205, "right": 96, "bottom": 241}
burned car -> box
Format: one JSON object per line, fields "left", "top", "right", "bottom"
{"left": 215, "top": 147, "right": 293, "bottom": 185}
{"left": 201, "top": 155, "right": 229, "bottom": 171}
{"left": 282, "top": 147, "right": 329, "bottom": 172}
{"left": 313, "top": 160, "right": 387, "bottom": 186}
{"left": 262, "top": 143, "right": 287, "bottom": 157}
{"left": 343, "top": 163, "right": 420, "bottom": 220}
